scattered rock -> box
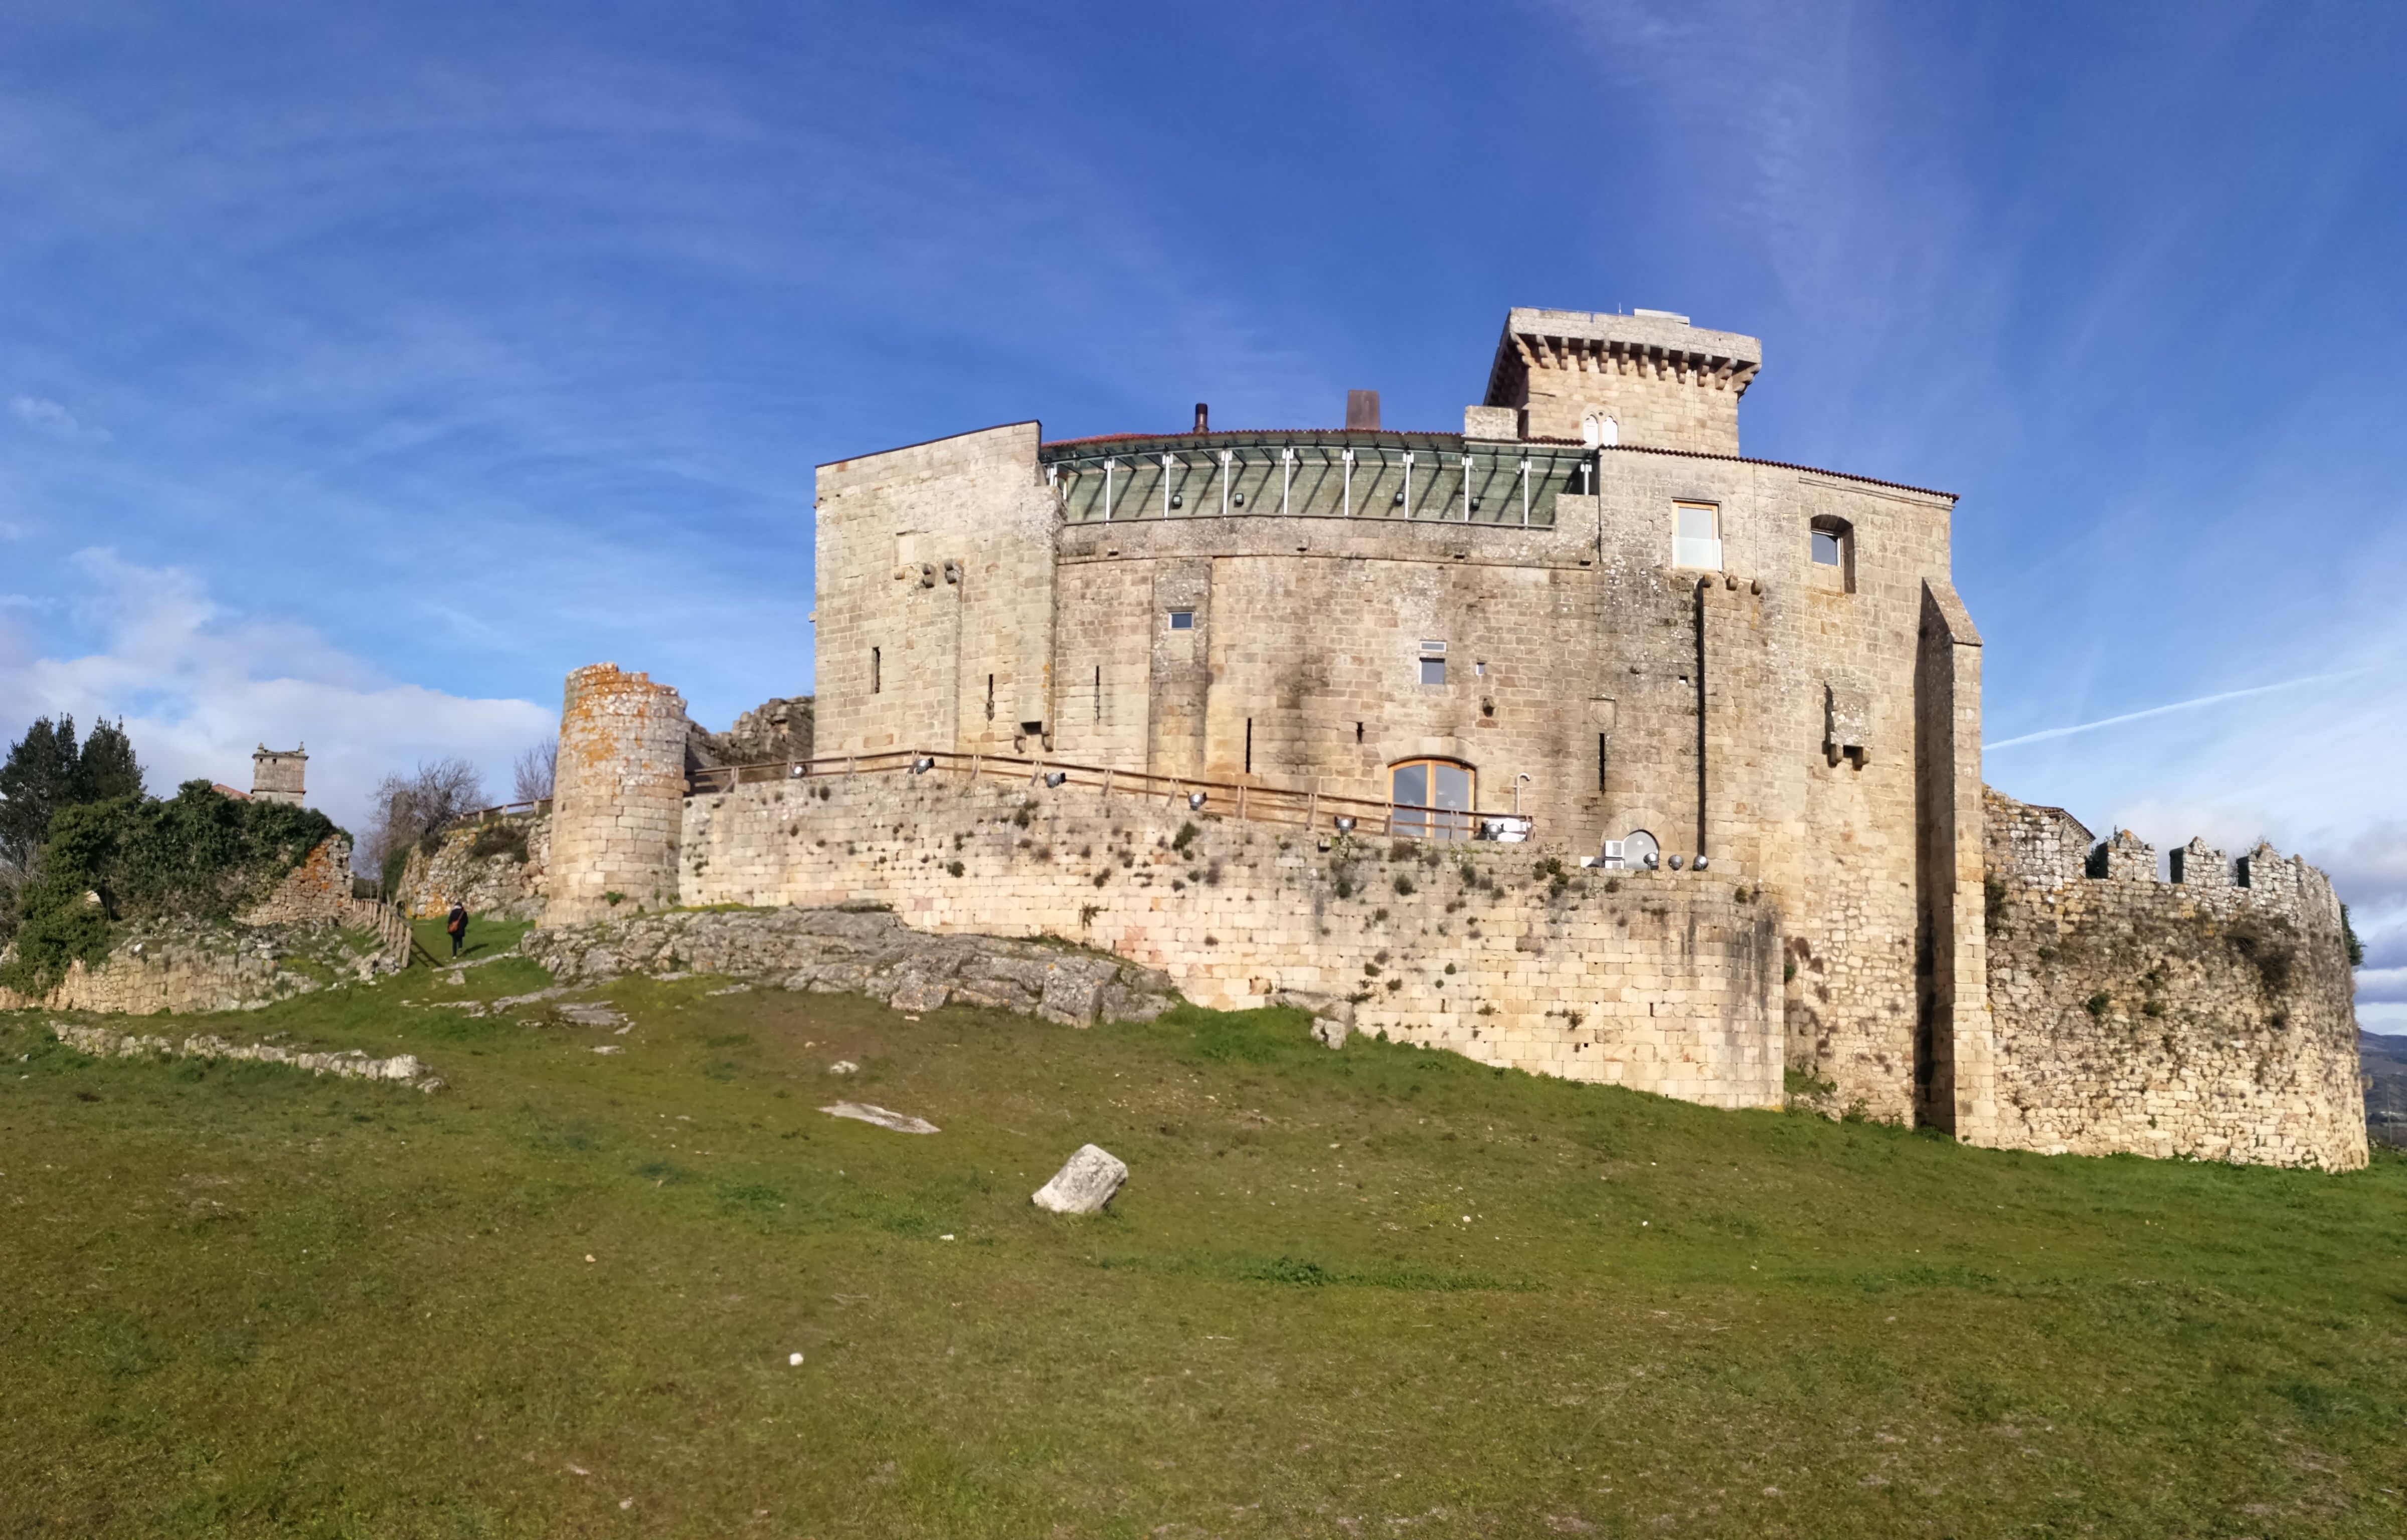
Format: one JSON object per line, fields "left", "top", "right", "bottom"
{"left": 821, "top": 1101, "right": 939, "bottom": 1134}
{"left": 1311, "top": 1018, "right": 1351, "bottom": 1049}
{"left": 50, "top": 1022, "right": 443, "bottom": 1092}
{"left": 1031, "top": 1143, "right": 1127, "bottom": 1214}
{"left": 706, "top": 983, "right": 753, "bottom": 996}
{"left": 592, "top": 1045, "right": 623, "bottom": 1055}
{"left": 828, "top": 1060, "right": 859, "bottom": 1076}
{"left": 555, "top": 1002, "right": 627, "bottom": 1029}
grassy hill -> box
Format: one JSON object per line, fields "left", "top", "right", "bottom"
{"left": 4, "top": 945, "right": 2403, "bottom": 1537}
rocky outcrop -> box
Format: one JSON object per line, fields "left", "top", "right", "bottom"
{"left": 694, "top": 696, "right": 813, "bottom": 767}
{"left": 396, "top": 815, "right": 549, "bottom": 920}
{"left": 521, "top": 905, "right": 1178, "bottom": 1027}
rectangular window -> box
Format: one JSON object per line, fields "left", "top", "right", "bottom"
{"left": 1168, "top": 609, "right": 1195, "bottom": 630}
{"left": 871, "top": 647, "right": 881, "bottom": 694}
{"left": 1674, "top": 502, "right": 1723, "bottom": 570}
{"left": 1811, "top": 529, "right": 1843, "bottom": 566}
{"left": 1419, "top": 656, "right": 1446, "bottom": 685}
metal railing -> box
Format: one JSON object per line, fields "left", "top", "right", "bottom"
{"left": 683, "top": 748, "right": 1536, "bottom": 843}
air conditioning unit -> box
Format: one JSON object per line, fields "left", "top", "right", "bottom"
{"left": 1601, "top": 840, "right": 1627, "bottom": 869}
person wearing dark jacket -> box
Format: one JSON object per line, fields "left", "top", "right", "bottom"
{"left": 446, "top": 900, "right": 469, "bottom": 958}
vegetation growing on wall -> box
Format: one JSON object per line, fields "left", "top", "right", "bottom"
{"left": 0, "top": 780, "right": 335, "bottom": 995}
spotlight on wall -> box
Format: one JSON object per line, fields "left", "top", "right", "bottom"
{"left": 1642, "top": 853, "right": 1660, "bottom": 870}
{"left": 1692, "top": 855, "right": 1710, "bottom": 871}
{"left": 1231, "top": 491, "right": 1245, "bottom": 507}
{"left": 1668, "top": 854, "right": 1685, "bottom": 870}
{"left": 1187, "top": 791, "right": 1208, "bottom": 811}
{"left": 909, "top": 756, "right": 935, "bottom": 775}
{"left": 1044, "top": 771, "right": 1068, "bottom": 789}
{"left": 1333, "top": 816, "right": 1356, "bottom": 833}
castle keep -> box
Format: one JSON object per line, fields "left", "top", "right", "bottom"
{"left": 537, "top": 305, "right": 2365, "bottom": 1170}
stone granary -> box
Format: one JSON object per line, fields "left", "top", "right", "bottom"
{"left": 537, "top": 304, "right": 2365, "bottom": 1169}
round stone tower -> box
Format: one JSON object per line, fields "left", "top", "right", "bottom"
{"left": 544, "top": 663, "right": 688, "bottom": 926}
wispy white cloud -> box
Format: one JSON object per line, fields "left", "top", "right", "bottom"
{"left": 9, "top": 394, "right": 108, "bottom": 442}
{"left": 0, "top": 550, "right": 553, "bottom": 835}
{"left": 1984, "top": 668, "right": 2382, "bottom": 750}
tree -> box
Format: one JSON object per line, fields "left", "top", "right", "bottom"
{"left": 0, "top": 714, "right": 147, "bottom": 879}
{"left": 512, "top": 737, "right": 558, "bottom": 805}
{"left": 361, "top": 758, "right": 486, "bottom": 893}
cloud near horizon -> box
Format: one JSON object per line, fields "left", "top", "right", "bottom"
{"left": 0, "top": 550, "right": 554, "bottom": 837}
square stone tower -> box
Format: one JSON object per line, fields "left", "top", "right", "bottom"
{"left": 1482, "top": 307, "right": 1761, "bottom": 452}
{"left": 251, "top": 744, "right": 306, "bottom": 806}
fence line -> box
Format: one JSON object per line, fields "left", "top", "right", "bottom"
{"left": 683, "top": 749, "right": 1536, "bottom": 843}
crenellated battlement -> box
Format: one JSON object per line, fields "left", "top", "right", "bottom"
{"left": 1980, "top": 788, "right": 2363, "bottom": 1169}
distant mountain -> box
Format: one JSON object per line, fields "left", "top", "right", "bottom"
{"left": 2363, "top": 1032, "right": 2407, "bottom": 1148}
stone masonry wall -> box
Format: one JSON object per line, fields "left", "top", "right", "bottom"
{"left": 396, "top": 814, "right": 550, "bottom": 920}
{"left": 546, "top": 664, "right": 686, "bottom": 925}
{"left": 676, "top": 771, "right": 1785, "bottom": 1108}
{"left": 236, "top": 834, "right": 357, "bottom": 925}
{"left": 1981, "top": 789, "right": 2365, "bottom": 1170}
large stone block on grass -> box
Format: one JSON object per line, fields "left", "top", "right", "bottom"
{"left": 1031, "top": 1144, "right": 1127, "bottom": 1215}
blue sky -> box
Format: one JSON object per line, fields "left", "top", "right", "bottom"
{"left": 3, "top": 1, "right": 2402, "bottom": 1022}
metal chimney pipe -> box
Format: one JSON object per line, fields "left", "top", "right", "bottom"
{"left": 1194, "top": 402, "right": 1209, "bottom": 433}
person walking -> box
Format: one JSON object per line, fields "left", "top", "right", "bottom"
{"left": 446, "top": 899, "right": 469, "bottom": 959}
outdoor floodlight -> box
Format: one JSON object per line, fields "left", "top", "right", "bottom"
{"left": 1045, "top": 771, "right": 1068, "bottom": 788}
{"left": 910, "top": 756, "right": 935, "bottom": 775}
{"left": 1333, "top": 815, "right": 1355, "bottom": 833}
{"left": 1692, "top": 855, "right": 1709, "bottom": 871}
{"left": 1187, "top": 791, "right": 1207, "bottom": 810}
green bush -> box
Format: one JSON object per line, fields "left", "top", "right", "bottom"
{"left": 468, "top": 821, "right": 531, "bottom": 862}
{"left": 0, "top": 781, "right": 337, "bottom": 995}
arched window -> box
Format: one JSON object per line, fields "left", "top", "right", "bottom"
{"left": 1390, "top": 758, "right": 1475, "bottom": 841}
{"left": 1622, "top": 829, "right": 1660, "bottom": 869}
{"left": 1809, "top": 515, "right": 1854, "bottom": 592}
{"left": 1582, "top": 413, "right": 1619, "bottom": 448}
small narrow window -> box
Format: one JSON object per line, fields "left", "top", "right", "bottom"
{"left": 1168, "top": 609, "right": 1195, "bottom": 631}
{"left": 1245, "top": 718, "right": 1253, "bottom": 774}
{"left": 1093, "top": 666, "right": 1101, "bottom": 721}
{"left": 871, "top": 647, "right": 881, "bottom": 694}
{"left": 1355, "top": 721, "right": 1364, "bottom": 743}
{"left": 1809, "top": 516, "right": 1854, "bottom": 591}
{"left": 1598, "top": 733, "right": 1608, "bottom": 792}
{"left": 985, "top": 673, "right": 995, "bottom": 720}
{"left": 1811, "top": 530, "right": 1842, "bottom": 565}
{"left": 1674, "top": 502, "right": 1723, "bottom": 570}
{"left": 1419, "top": 656, "right": 1446, "bottom": 685}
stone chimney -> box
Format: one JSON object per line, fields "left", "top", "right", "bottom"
{"left": 1345, "top": 389, "right": 1381, "bottom": 431}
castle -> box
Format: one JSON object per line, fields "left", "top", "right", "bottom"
{"left": 535, "top": 306, "right": 2366, "bottom": 1170}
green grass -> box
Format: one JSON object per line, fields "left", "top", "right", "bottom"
{"left": 4, "top": 964, "right": 2404, "bottom": 1538}
{"left": 411, "top": 914, "right": 534, "bottom": 967}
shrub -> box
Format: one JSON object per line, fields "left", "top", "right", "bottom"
{"left": 2085, "top": 992, "right": 2111, "bottom": 1018}
{"left": 1394, "top": 875, "right": 1416, "bottom": 897}
{"left": 468, "top": 821, "right": 530, "bottom": 862}
{"left": 1172, "top": 821, "right": 1199, "bottom": 855}
{"left": 0, "top": 782, "right": 337, "bottom": 995}
{"left": 946, "top": 860, "right": 965, "bottom": 877}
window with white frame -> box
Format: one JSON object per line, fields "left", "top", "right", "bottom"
{"left": 1417, "top": 638, "right": 1446, "bottom": 685}
{"left": 1674, "top": 502, "right": 1723, "bottom": 570}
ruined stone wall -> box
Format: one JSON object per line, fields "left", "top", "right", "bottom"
{"left": 0, "top": 918, "right": 391, "bottom": 1015}
{"left": 1980, "top": 789, "right": 2365, "bottom": 1170}
{"left": 395, "top": 815, "right": 550, "bottom": 920}
{"left": 545, "top": 664, "right": 686, "bottom": 925}
{"left": 676, "top": 771, "right": 1785, "bottom": 1108}
{"left": 237, "top": 835, "right": 356, "bottom": 925}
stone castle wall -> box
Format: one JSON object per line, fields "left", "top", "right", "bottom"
{"left": 1980, "top": 790, "right": 2365, "bottom": 1170}
{"left": 396, "top": 814, "right": 550, "bottom": 920}
{"left": 546, "top": 664, "right": 687, "bottom": 925}
{"left": 671, "top": 771, "right": 1785, "bottom": 1107}
{"left": 813, "top": 421, "right": 1978, "bottom": 1125}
